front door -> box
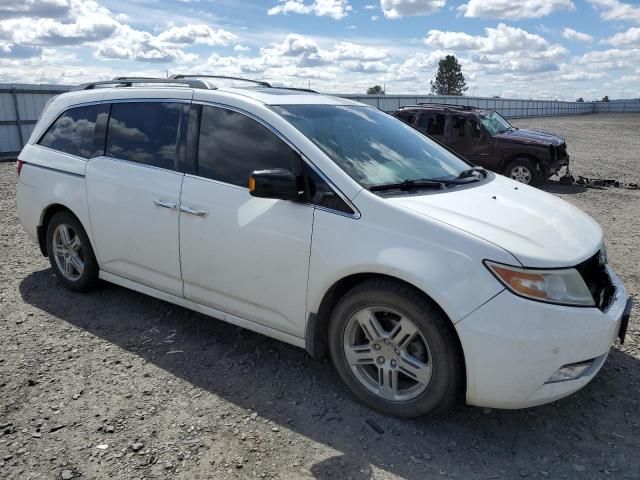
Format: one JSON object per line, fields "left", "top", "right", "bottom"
{"left": 446, "top": 114, "right": 495, "bottom": 167}
{"left": 179, "top": 104, "right": 314, "bottom": 337}
{"left": 86, "top": 100, "right": 189, "bottom": 296}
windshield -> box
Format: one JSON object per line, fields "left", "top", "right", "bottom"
{"left": 478, "top": 111, "right": 512, "bottom": 136}
{"left": 271, "top": 105, "right": 470, "bottom": 188}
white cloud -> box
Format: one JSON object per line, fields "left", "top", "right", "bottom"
{"left": 156, "top": 24, "right": 237, "bottom": 46}
{"left": 0, "top": 0, "right": 119, "bottom": 46}
{"left": 268, "top": 0, "right": 352, "bottom": 20}
{"left": 380, "top": 0, "right": 445, "bottom": 18}
{"left": 425, "top": 23, "right": 556, "bottom": 54}
{"left": 459, "top": 0, "right": 574, "bottom": 20}
{"left": 605, "top": 27, "right": 640, "bottom": 46}
{"left": 0, "top": 0, "right": 70, "bottom": 19}
{"left": 587, "top": 0, "right": 640, "bottom": 23}
{"left": 562, "top": 27, "right": 593, "bottom": 42}
{"left": 234, "top": 44, "right": 251, "bottom": 52}
{"left": 0, "top": 0, "right": 238, "bottom": 65}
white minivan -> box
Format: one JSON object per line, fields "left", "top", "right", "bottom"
{"left": 16, "top": 76, "right": 632, "bottom": 417}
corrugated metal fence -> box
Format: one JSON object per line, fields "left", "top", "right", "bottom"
{"left": 0, "top": 83, "right": 71, "bottom": 160}
{"left": 337, "top": 95, "right": 640, "bottom": 116}
{"left": 1, "top": 83, "right": 639, "bottom": 160}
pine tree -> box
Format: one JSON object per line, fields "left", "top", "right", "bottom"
{"left": 430, "top": 55, "right": 468, "bottom": 96}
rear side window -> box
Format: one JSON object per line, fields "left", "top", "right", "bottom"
{"left": 417, "top": 113, "right": 445, "bottom": 136}
{"left": 106, "top": 102, "right": 184, "bottom": 170}
{"left": 38, "top": 105, "right": 104, "bottom": 159}
{"left": 197, "top": 105, "right": 297, "bottom": 187}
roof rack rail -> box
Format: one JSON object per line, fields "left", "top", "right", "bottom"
{"left": 276, "top": 87, "right": 319, "bottom": 94}
{"left": 76, "top": 77, "right": 213, "bottom": 91}
{"left": 169, "top": 74, "right": 271, "bottom": 88}
{"left": 416, "top": 102, "right": 479, "bottom": 111}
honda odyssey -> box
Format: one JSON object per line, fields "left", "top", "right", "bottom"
{"left": 16, "top": 76, "right": 632, "bottom": 417}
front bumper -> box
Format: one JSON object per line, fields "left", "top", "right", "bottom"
{"left": 455, "top": 266, "right": 629, "bottom": 409}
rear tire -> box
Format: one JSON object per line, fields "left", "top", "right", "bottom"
{"left": 328, "top": 279, "right": 463, "bottom": 418}
{"left": 504, "top": 158, "right": 541, "bottom": 186}
{"left": 46, "top": 211, "right": 99, "bottom": 292}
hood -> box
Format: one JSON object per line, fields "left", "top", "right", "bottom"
{"left": 387, "top": 175, "right": 602, "bottom": 268}
{"left": 496, "top": 128, "right": 564, "bottom": 147}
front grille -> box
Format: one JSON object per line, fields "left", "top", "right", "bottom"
{"left": 575, "top": 250, "right": 615, "bottom": 310}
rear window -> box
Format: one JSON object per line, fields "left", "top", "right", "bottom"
{"left": 38, "top": 104, "right": 104, "bottom": 159}
{"left": 106, "top": 102, "right": 184, "bottom": 170}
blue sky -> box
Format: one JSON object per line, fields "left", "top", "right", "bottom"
{"left": 1, "top": 0, "right": 639, "bottom": 100}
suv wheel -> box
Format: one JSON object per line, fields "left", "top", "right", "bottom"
{"left": 46, "top": 211, "right": 99, "bottom": 292}
{"left": 504, "top": 158, "right": 541, "bottom": 185}
{"left": 328, "top": 279, "right": 463, "bottom": 418}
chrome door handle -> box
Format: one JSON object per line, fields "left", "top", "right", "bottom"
{"left": 154, "top": 199, "right": 178, "bottom": 210}
{"left": 179, "top": 205, "right": 209, "bottom": 217}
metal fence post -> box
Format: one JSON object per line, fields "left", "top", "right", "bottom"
{"left": 10, "top": 88, "right": 25, "bottom": 149}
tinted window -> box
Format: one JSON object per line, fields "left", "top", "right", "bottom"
{"left": 304, "top": 164, "right": 353, "bottom": 214}
{"left": 452, "top": 115, "right": 481, "bottom": 138}
{"left": 38, "top": 105, "right": 103, "bottom": 158}
{"left": 395, "top": 111, "right": 415, "bottom": 124}
{"left": 106, "top": 102, "right": 183, "bottom": 170}
{"left": 198, "top": 106, "right": 297, "bottom": 187}
{"left": 417, "top": 113, "right": 445, "bottom": 136}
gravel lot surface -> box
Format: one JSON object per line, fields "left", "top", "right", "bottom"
{"left": 1, "top": 113, "right": 639, "bottom": 480}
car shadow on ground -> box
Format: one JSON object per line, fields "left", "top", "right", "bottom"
{"left": 19, "top": 269, "right": 639, "bottom": 479}
{"left": 538, "top": 179, "right": 588, "bottom": 195}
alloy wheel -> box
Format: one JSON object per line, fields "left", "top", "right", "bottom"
{"left": 52, "top": 223, "right": 85, "bottom": 281}
{"left": 510, "top": 166, "right": 532, "bottom": 184}
{"left": 343, "top": 307, "right": 433, "bottom": 401}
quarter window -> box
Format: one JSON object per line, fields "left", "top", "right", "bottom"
{"left": 304, "top": 164, "right": 353, "bottom": 214}
{"left": 106, "top": 102, "right": 184, "bottom": 170}
{"left": 197, "top": 106, "right": 297, "bottom": 187}
{"left": 38, "top": 105, "right": 104, "bottom": 159}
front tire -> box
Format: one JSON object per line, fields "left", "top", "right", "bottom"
{"left": 328, "top": 279, "right": 463, "bottom": 418}
{"left": 504, "top": 158, "right": 541, "bottom": 185}
{"left": 46, "top": 211, "right": 99, "bottom": 292}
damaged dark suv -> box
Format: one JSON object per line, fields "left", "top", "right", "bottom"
{"left": 392, "top": 104, "right": 570, "bottom": 186}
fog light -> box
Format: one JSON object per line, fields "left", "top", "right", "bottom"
{"left": 545, "top": 361, "right": 593, "bottom": 384}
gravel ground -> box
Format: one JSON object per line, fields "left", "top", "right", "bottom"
{"left": 512, "top": 113, "right": 640, "bottom": 183}
{"left": 1, "top": 113, "right": 639, "bottom": 480}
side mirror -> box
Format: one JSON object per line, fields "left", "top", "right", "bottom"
{"left": 249, "top": 168, "right": 300, "bottom": 200}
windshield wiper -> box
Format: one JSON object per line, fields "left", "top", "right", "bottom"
{"left": 369, "top": 179, "right": 445, "bottom": 192}
{"left": 369, "top": 176, "right": 479, "bottom": 192}
{"left": 456, "top": 167, "right": 488, "bottom": 179}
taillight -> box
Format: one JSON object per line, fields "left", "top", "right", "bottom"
{"left": 17, "top": 160, "right": 24, "bottom": 177}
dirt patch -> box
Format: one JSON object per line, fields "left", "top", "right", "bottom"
{"left": 1, "top": 114, "right": 639, "bottom": 479}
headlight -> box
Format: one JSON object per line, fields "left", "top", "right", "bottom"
{"left": 484, "top": 261, "right": 595, "bottom": 307}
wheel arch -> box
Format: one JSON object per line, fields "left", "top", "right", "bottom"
{"left": 500, "top": 152, "right": 540, "bottom": 173}
{"left": 37, "top": 203, "right": 86, "bottom": 257}
{"left": 305, "top": 272, "right": 465, "bottom": 368}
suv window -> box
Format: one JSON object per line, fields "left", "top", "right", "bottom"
{"left": 396, "top": 111, "right": 415, "bottom": 124}
{"left": 106, "top": 102, "right": 183, "bottom": 170}
{"left": 197, "top": 105, "right": 297, "bottom": 187}
{"left": 452, "top": 115, "right": 482, "bottom": 138}
{"left": 38, "top": 104, "right": 104, "bottom": 159}
{"left": 417, "top": 112, "right": 445, "bottom": 136}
